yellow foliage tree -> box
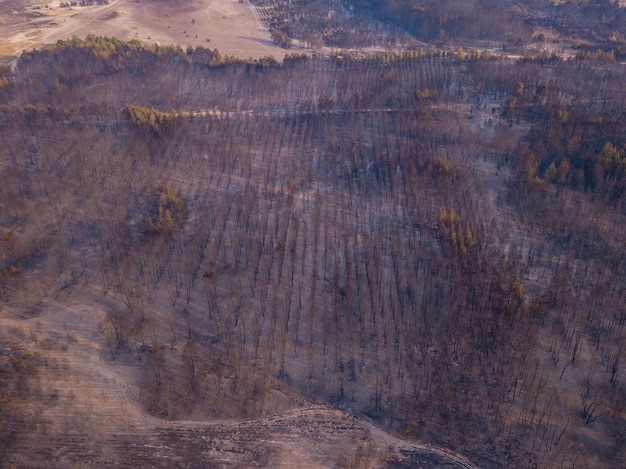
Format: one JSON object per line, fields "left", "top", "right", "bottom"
{"left": 147, "top": 183, "right": 185, "bottom": 236}
{"left": 438, "top": 207, "right": 474, "bottom": 257}
{"left": 127, "top": 105, "right": 176, "bottom": 135}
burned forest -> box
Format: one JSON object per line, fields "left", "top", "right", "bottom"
{"left": 1, "top": 30, "right": 626, "bottom": 468}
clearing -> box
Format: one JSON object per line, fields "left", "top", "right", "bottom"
{"left": 0, "top": 0, "right": 285, "bottom": 63}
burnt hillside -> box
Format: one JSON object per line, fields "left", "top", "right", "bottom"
{"left": 1, "top": 39, "right": 626, "bottom": 467}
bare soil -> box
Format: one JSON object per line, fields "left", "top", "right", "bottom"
{"left": 0, "top": 0, "right": 285, "bottom": 62}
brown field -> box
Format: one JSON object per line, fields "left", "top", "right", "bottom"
{"left": 0, "top": 0, "right": 285, "bottom": 63}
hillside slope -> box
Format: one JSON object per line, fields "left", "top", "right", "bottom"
{"left": 1, "top": 40, "right": 626, "bottom": 468}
